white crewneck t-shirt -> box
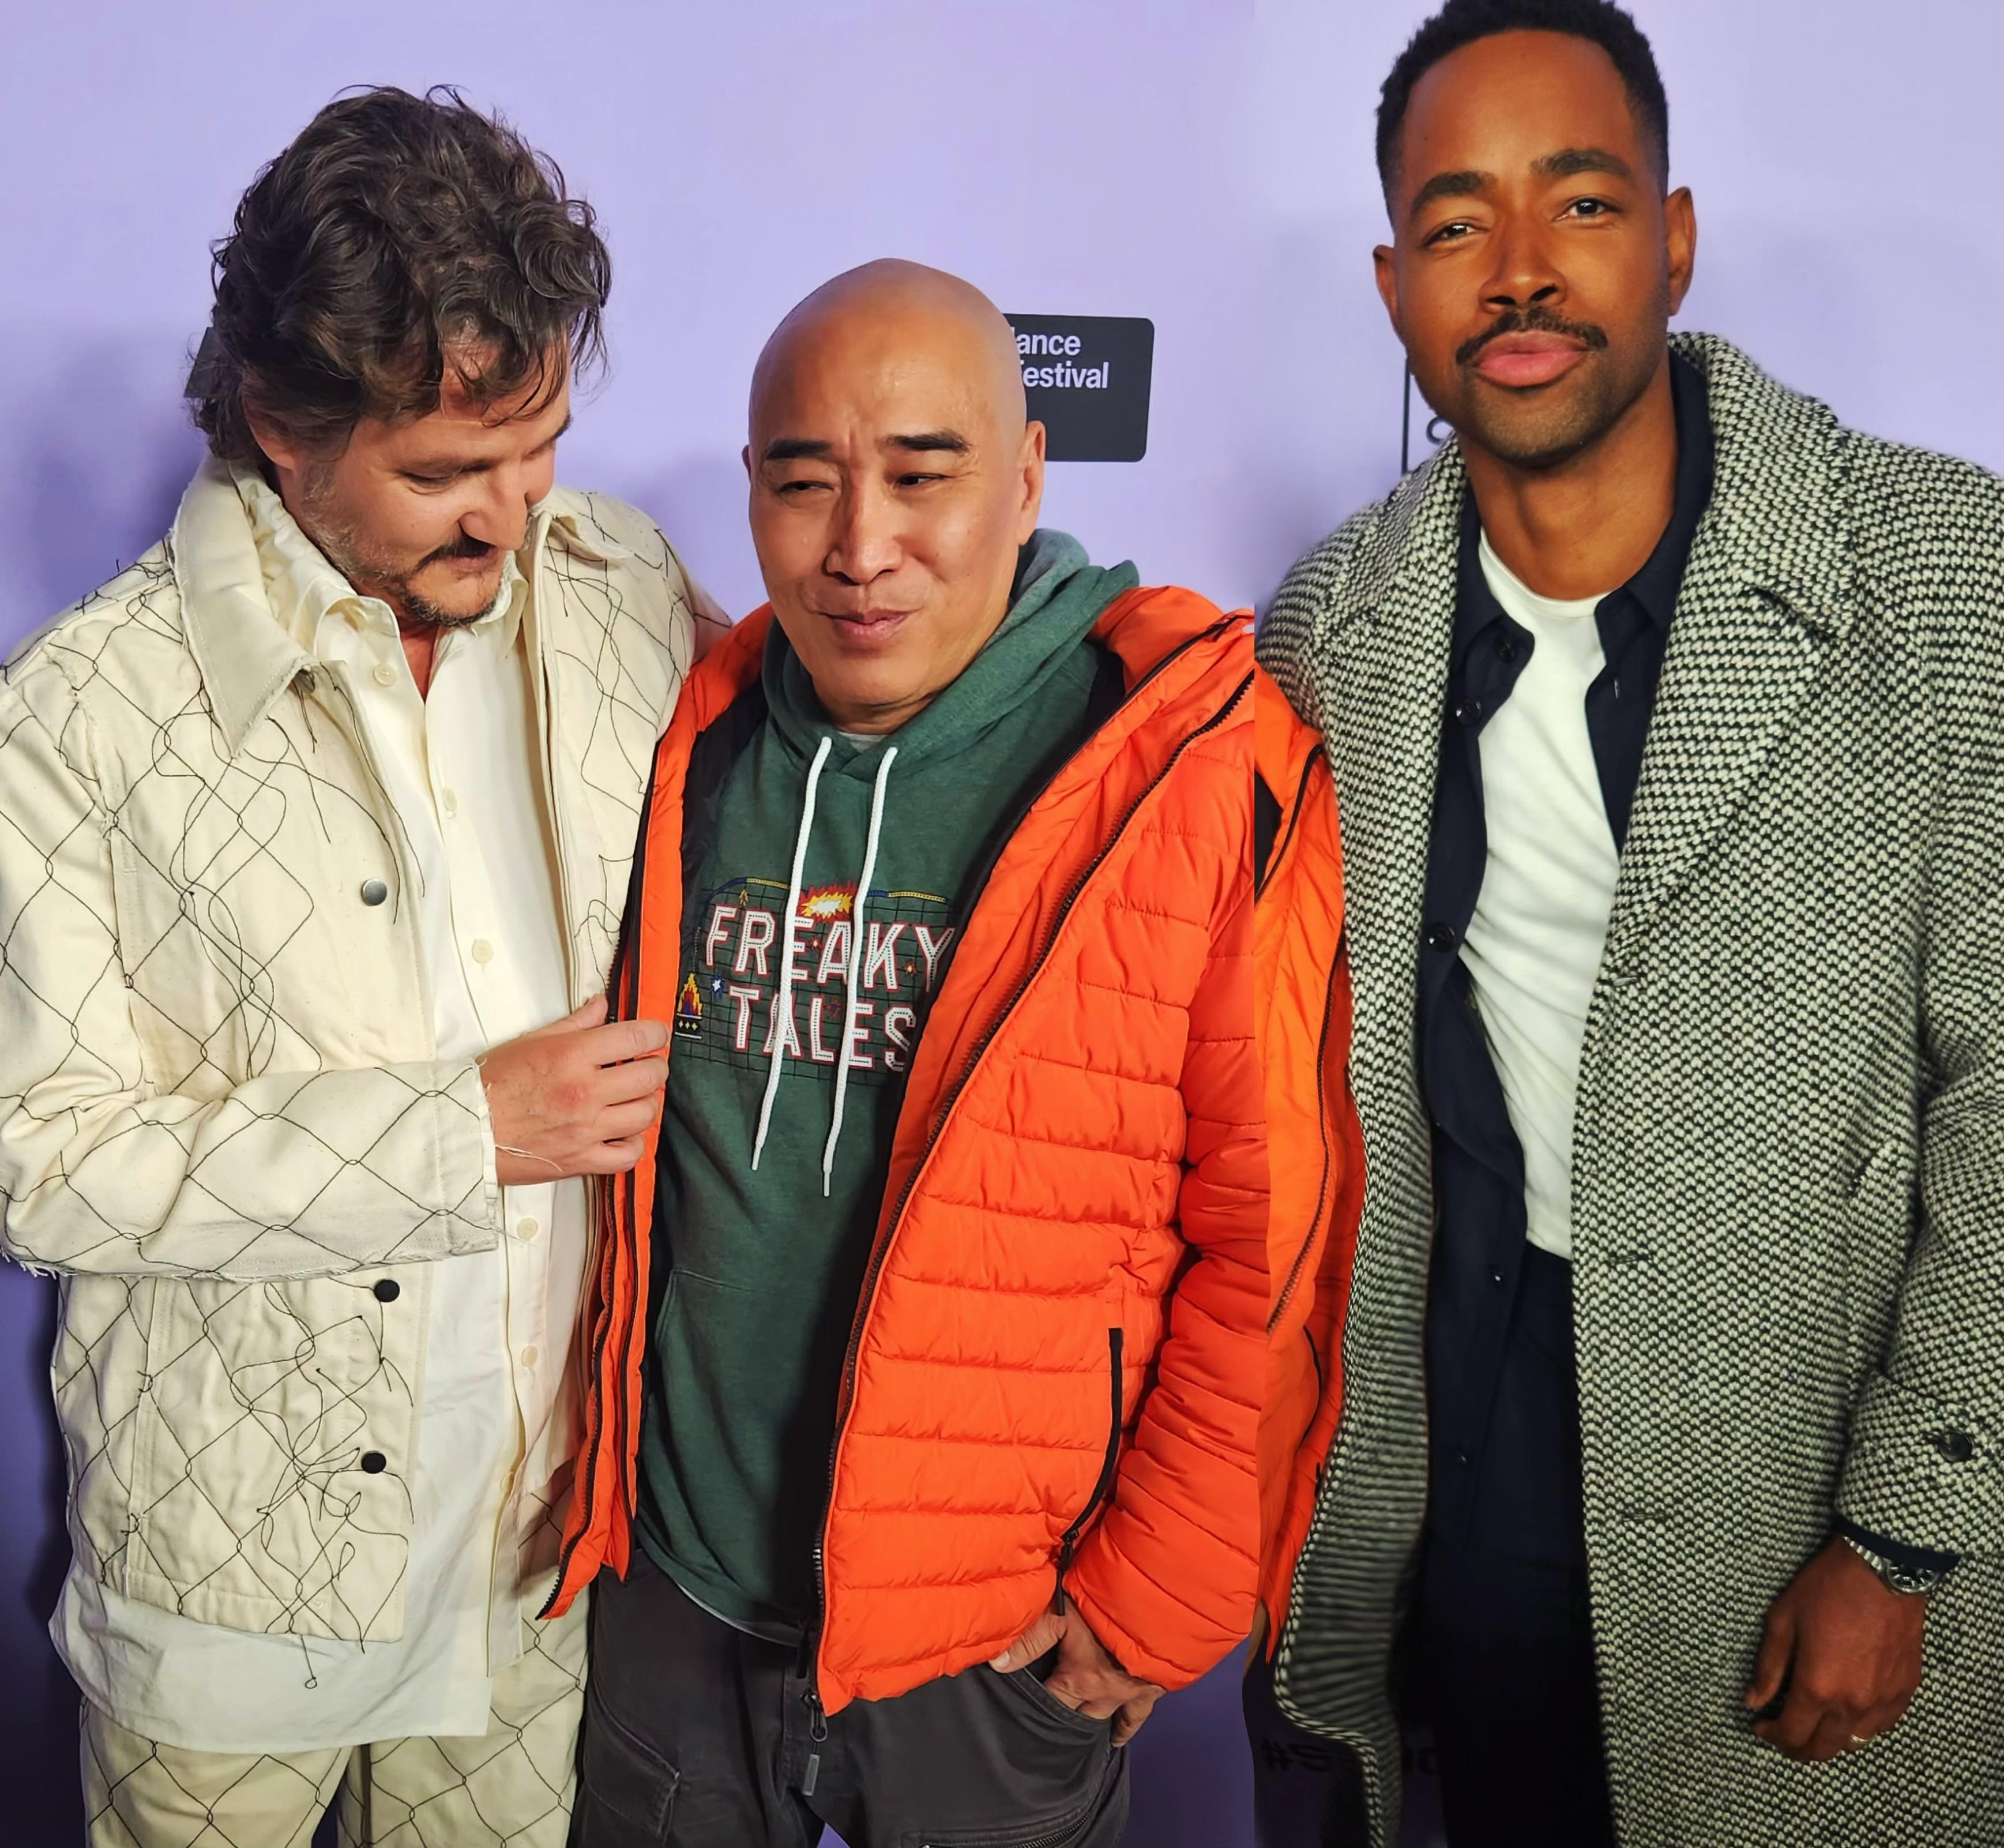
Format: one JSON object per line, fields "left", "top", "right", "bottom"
{"left": 1459, "top": 532, "right": 1621, "bottom": 1260}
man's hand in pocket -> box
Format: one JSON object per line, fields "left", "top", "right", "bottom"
{"left": 991, "top": 1606, "right": 1165, "bottom": 1745}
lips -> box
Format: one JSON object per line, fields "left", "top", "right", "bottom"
{"left": 1471, "top": 332, "right": 1588, "bottom": 389}
{"left": 820, "top": 607, "right": 915, "bottom": 649}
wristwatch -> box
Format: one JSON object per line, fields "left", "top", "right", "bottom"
{"left": 1842, "top": 1534, "right": 1947, "bottom": 1597}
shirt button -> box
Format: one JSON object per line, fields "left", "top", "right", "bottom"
{"left": 1453, "top": 700, "right": 1482, "bottom": 726}
{"left": 520, "top": 1346, "right": 539, "bottom": 1369}
{"left": 372, "top": 662, "right": 398, "bottom": 688}
{"left": 1425, "top": 921, "right": 1461, "bottom": 952}
{"left": 1497, "top": 635, "right": 1520, "bottom": 663}
{"left": 442, "top": 788, "right": 460, "bottom": 818}
{"left": 471, "top": 938, "right": 495, "bottom": 965}
{"left": 360, "top": 1451, "right": 387, "bottom": 1474}
{"left": 373, "top": 1278, "right": 400, "bottom": 1302}
{"left": 360, "top": 878, "right": 389, "bottom": 907}
{"left": 515, "top": 1216, "right": 541, "bottom": 1241}
{"left": 1487, "top": 1268, "right": 1505, "bottom": 1287}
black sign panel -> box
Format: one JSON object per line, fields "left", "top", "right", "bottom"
{"left": 1006, "top": 313, "right": 1154, "bottom": 462}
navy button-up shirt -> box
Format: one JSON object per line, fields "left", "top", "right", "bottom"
{"left": 1418, "top": 352, "right": 1712, "bottom": 1558}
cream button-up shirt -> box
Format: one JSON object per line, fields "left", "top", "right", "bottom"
{"left": 57, "top": 472, "right": 593, "bottom": 1750}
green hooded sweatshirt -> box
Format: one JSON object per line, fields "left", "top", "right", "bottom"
{"left": 635, "top": 532, "right": 1139, "bottom": 1635}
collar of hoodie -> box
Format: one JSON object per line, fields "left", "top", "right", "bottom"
{"left": 746, "top": 528, "right": 1135, "bottom": 1188}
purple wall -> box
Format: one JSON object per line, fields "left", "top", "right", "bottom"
{"left": 1, "top": 3, "right": 1997, "bottom": 1843}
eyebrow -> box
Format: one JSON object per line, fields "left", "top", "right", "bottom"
{"left": 1406, "top": 146, "right": 1635, "bottom": 221}
{"left": 760, "top": 430, "right": 972, "bottom": 465}
{"left": 403, "top": 411, "right": 573, "bottom": 474}
{"left": 1535, "top": 145, "right": 1634, "bottom": 183}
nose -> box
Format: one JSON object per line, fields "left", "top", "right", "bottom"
{"left": 460, "top": 464, "right": 536, "bottom": 556}
{"left": 1482, "top": 212, "right": 1565, "bottom": 317}
{"left": 823, "top": 478, "right": 903, "bottom": 588}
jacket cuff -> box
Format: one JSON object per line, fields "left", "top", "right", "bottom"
{"left": 1834, "top": 1518, "right": 1959, "bottom": 1576}
{"left": 1836, "top": 1368, "right": 2001, "bottom": 1557}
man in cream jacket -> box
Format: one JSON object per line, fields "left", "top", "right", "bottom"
{"left": 0, "top": 87, "right": 712, "bottom": 1847}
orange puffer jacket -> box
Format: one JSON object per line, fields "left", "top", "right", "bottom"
{"left": 1254, "top": 667, "right": 1364, "bottom": 1642}
{"left": 546, "top": 587, "right": 1266, "bottom": 1712}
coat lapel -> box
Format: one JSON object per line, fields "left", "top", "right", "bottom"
{"left": 1309, "top": 448, "right": 1465, "bottom": 1130}
{"left": 1601, "top": 337, "right": 1857, "bottom": 972}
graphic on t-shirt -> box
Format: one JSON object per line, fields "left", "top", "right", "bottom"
{"left": 678, "top": 876, "right": 957, "bottom": 1084}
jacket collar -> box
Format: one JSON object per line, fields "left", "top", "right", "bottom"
{"left": 173, "top": 456, "right": 600, "bottom": 758}
{"left": 676, "top": 584, "right": 1242, "bottom": 750}
{"left": 1330, "top": 332, "right": 1851, "bottom": 634}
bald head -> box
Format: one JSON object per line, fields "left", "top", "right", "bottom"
{"left": 742, "top": 258, "right": 1047, "bottom": 734}
{"left": 750, "top": 258, "right": 1025, "bottom": 452}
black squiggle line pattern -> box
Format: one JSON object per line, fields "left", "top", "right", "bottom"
{"left": 3, "top": 490, "right": 692, "bottom": 1651}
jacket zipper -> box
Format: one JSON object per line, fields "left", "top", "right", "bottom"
{"left": 1054, "top": 1327, "right": 1125, "bottom": 1614}
{"left": 540, "top": 748, "right": 660, "bottom": 1618}
{"left": 806, "top": 647, "right": 1253, "bottom": 1706}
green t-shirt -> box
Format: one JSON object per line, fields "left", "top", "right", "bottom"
{"left": 634, "top": 532, "right": 1137, "bottom": 1633}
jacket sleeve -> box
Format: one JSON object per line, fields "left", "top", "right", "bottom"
{"left": 1836, "top": 469, "right": 2004, "bottom": 1558}
{"left": 1066, "top": 798, "right": 1265, "bottom": 1688}
{"left": 0, "top": 688, "right": 501, "bottom": 1282}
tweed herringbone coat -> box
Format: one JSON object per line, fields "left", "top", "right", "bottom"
{"left": 1257, "top": 335, "right": 2004, "bottom": 1848}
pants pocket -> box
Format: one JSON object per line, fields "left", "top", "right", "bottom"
{"left": 1002, "top": 1662, "right": 1112, "bottom": 1738}
{"left": 573, "top": 1688, "right": 680, "bottom": 1846}
{"left": 904, "top": 1805, "right": 1097, "bottom": 1848}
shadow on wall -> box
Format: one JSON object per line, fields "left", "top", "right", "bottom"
{"left": 619, "top": 450, "right": 764, "bottom": 622}
{"left": 0, "top": 1267, "right": 82, "bottom": 1846}
{"left": 0, "top": 336, "right": 204, "bottom": 1848}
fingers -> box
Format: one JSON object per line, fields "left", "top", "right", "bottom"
{"left": 1754, "top": 1683, "right": 1825, "bottom": 1758}
{"left": 595, "top": 1052, "right": 672, "bottom": 1106}
{"left": 990, "top": 1611, "right": 1066, "bottom": 1673}
{"left": 580, "top": 1016, "right": 670, "bottom": 1064}
{"left": 1744, "top": 1603, "right": 1795, "bottom": 1714}
{"left": 1111, "top": 1691, "right": 1160, "bottom": 1746}
{"left": 585, "top": 1134, "right": 649, "bottom": 1175}
{"left": 523, "top": 995, "right": 609, "bottom": 1039}
{"left": 596, "top": 1096, "right": 664, "bottom": 1143}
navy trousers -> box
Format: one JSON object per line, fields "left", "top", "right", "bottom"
{"left": 1416, "top": 1244, "right": 1614, "bottom": 1848}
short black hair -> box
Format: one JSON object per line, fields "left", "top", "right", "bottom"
{"left": 193, "top": 86, "right": 611, "bottom": 469}
{"left": 1375, "top": 0, "right": 1670, "bottom": 196}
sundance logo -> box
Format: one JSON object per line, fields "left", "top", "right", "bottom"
{"left": 1006, "top": 313, "right": 1155, "bottom": 462}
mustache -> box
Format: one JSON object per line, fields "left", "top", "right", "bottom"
{"left": 1455, "top": 309, "right": 1610, "bottom": 368}
{"left": 422, "top": 532, "right": 499, "bottom": 568}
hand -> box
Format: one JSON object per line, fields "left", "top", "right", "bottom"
{"left": 479, "top": 997, "right": 668, "bottom": 1184}
{"left": 1745, "top": 1537, "right": 1927, "bottom": 1760}
{"left": 990, "top": 1604, "right": 1165, "bottom": 1745}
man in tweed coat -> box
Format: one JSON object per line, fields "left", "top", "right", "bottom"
{"left": 1255, "top": 3, "right": 2004, "bottom": 1845}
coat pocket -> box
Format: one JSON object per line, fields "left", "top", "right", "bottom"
{"left": 1054, "top": 1328, "right": 1125, "bottom": 1610}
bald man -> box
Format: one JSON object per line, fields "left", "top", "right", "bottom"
{"left": 551, "top": 261, "right": 1268, "bottom": 1847}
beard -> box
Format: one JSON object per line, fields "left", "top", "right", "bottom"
{"left": 1435, "top": 295, "right": 1665, "bottom": 472}
{"left": 296, "top": 466, "right": 504, "bottom": 630}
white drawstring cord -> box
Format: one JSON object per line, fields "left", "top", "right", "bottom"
{"left": 751, "top": 734, "right": 832, "bottom": 1171}
{"left": 822, "top": 745, "right": 898, "bottom": 1195}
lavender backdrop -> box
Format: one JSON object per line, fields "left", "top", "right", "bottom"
{"left": 2, "top": 3, "right": 1997, "bottom": 1843}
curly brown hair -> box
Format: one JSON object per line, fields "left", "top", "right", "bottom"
{"left": 191, "top": 85, "right": 611, "bottom": 468}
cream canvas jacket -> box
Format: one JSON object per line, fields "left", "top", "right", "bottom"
{"left": 0, "top": 458, "right": 702, "bottom": 1645}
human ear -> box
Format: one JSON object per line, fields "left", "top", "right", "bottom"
{"left": 1373, "top": 244, "right": 1403, "bottom": 344}
{"left": 1664, "top": 187, "right": 1698, "bottom": 317}
{"left": 1014, "top": 420, "right": 1047, "bottom": 545}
